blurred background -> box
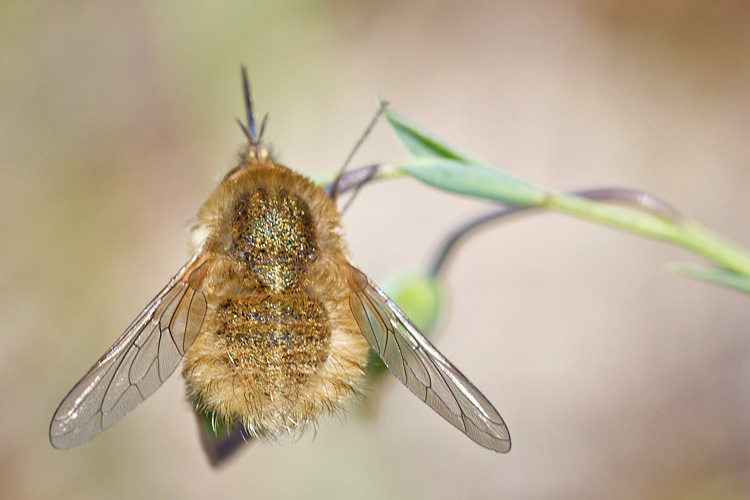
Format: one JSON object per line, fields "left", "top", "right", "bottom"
{"left": 2, "top": 1, "right": 750, "bottom": 498}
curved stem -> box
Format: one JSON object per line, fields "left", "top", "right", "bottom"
{"left": 430, "top": 188, "right": 686, "bottom": 277}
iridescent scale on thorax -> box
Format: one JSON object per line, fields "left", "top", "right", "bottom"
{"left": 231, "top": 186, "right": 316, "bottom": 291}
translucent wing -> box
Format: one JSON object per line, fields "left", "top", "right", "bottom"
{"left": 348, "top": 266, "right": 511, "bottom": 453}
{"left": 49, "top": 255, "right": 210, "bottom": 449}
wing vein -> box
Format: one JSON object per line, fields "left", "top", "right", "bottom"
{"left": 49, "top": 255, "right": 209, "bottom": 449}
{"left": 347, "top": 265, "right": 511, "bottom": 453}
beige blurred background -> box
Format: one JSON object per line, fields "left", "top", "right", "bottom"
{"left": 3, "top": 1, "right": 750, "bottom": 499}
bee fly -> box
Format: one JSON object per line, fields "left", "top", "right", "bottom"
{"left": 49, "top": 68, "right": 511, "bottom": 453}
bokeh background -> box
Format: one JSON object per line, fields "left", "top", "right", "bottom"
{"left": 3, "top": 1, "right": 750, "bottom": 499}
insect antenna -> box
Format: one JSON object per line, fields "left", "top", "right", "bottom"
{"left": 258, "top": 113, "right": 269, "bottom": 142}
{"left": 331, "top": 99, "right": 389, "bottom": 205}
{"left": 237, "top": 66, "right": 261, "bottom": 147}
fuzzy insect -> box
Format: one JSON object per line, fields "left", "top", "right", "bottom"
{"left": 49, "top": 69, "right": 511, "bottom": 453}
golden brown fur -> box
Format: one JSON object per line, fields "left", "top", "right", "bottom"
{"left": 182, "top": 149, "right": 369, "bottom": 438}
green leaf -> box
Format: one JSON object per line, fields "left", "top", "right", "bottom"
{"left": 385, "top": 109, "right": 482, "bottom": 163}
{"left": 669, "top": 263, "right": 750, "bottom": 294}
{"left": 391, "top": 158, "right": 545, "bottom": 207}
{"left": 381, "top": 107, "right": 750, "bottom": 294}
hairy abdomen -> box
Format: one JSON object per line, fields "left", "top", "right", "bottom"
{"left": 182, "top": 165, "right": 368, "bottom": 437}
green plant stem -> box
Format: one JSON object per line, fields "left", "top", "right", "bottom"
{"left": 544, "top": 191, "right": 750, "bottom": 276}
